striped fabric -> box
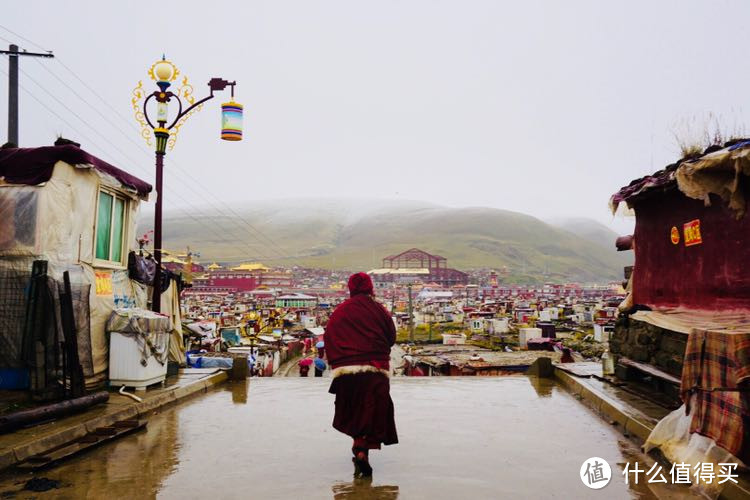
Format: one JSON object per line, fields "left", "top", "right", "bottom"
{"left": 221, "top": 101, "right": 243, "bottom": 141}
{"left": 681, "top": 329, "right": 750, "bottom": 457}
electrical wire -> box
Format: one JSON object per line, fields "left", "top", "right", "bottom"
{"left": 48, "top": 57, "right": 294, "bottom": 261}
{"left": 0, "top": 62, "right": 274, "bottom": 262}
{"left": 18, "top": 87, "right": 263, "bottom": 260}
{"left": 0, "top": 24, "right": 51, "bottom": 52}
{"left": 0, "top": 26, "right": 296, "bottom": 262}
{"left": 47, "top": 59, "right": 295, "bottom": 261}
{"left": 12, "top": 62, "right": 280, "bottom": 261}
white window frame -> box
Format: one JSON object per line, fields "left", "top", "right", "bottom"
{"left": 93, "top": 188, "right": 130, "bottom": 268}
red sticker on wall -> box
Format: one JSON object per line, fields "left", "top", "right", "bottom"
{"left": 670, "top": 226, "right": 680, "bottom": 245}
{"left": 683, "top": 219, "right": 702, "bottom": 247}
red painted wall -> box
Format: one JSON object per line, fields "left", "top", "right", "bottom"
{"left": 632, "top": 189, "right": 750, "bottom": 311}
{"left": 209, "top": 276, "right": 258, "bottom": 292}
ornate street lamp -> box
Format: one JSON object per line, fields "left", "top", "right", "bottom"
{"left": 132, "top": 56, "right": 242, "bottom": 312}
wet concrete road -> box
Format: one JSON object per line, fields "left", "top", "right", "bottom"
{"left": 0, "top": 377, "right": 695, "bottom": 499}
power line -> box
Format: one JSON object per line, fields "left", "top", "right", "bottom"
{"left": 46, "top": 57, "right": 295, "bottom": 262}
{"left": 56, "top": 58, "right": 141, "bottom": 133}
{"left": 2, "top": 31, "right": 296, "bottom": 262}
{"left": 0, "top": 24, "right": 50, "bottom": 52}
{"left": 13, "top": 84, "right": 262, "bottom": 261}
{"left": 0, "top": 62, "right": 275, "bottom": 262}
{"left": 0, "top": 31, "right": 293, "bottom": 263}
{"left": 13, "top": 62, "right": 278, "bottom": 261}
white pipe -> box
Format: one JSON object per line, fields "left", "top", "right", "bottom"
{"left": 119, "top": 385, "right": 143, "bottom": 403}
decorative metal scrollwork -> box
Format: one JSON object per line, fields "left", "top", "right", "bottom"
{"left": 131, "top": 80, "right": 153, "bottom": 146}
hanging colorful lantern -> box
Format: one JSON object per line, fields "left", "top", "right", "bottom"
{"left": 221, "top": 101, "right": 243, "bottom": 141}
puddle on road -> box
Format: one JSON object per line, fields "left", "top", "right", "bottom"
{"left": 0, "top": 377, "right": 700, "bottom": 499}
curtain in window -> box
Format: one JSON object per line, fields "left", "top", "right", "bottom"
{"left": 96, "top": 192, "right": 113, "bottom": 260}
{"left": 111, "top": 198, "right": 125, "bottom": 262}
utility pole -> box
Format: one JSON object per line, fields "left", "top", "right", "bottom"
{"left": 428, "top": 309, "right": 433, "bottom": 342}
{"left": 407, "top": 283, "right": 414, "bottom": 342}
{"left": 0, "top": 44, "right": 54, "bottom": 145}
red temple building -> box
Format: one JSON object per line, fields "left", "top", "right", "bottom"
{"left": 191, "top": 262, "right": 293, "bottom": 293}
{"left": 369, "top": 248, "right": 468, "bottom": 287}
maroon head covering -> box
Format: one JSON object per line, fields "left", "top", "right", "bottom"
{"left": 348, "top": 272, "right": 374, "bottom": 297}
{"left": 325, "top": 272, "right": 394, "bottom": 369}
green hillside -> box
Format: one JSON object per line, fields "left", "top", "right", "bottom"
{"left": 138, "top": 200, "right": 632, "bottom": 283}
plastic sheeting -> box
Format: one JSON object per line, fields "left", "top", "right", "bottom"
{"left": 676, "top": 145, "right": 750, "bottom": 218}
{"left": 630, "top": 310, "right": 750, "bottom": 335}
{"left": 610, "top": 142, "right": 750, "bottom": 218}
{"left": 0, "top": 258, "right": 93, "bottom": 378}
{"left": 644, "top": 398, "right": 744, "bottom": 499}
{"left": 0, "top": 187, "right": 38, "bottom": 253}
{"left": 0, "top": 160, "right": 171, "bottom": 387}
{"left": 107, "top": 308, "right": 170, "bottom": 367}
{"left": 187, "top": 355, "right": 233, "bottom": 369}
{"left": 161, "top": 281, "right": 186, "bottom": 366}
{"left": 0, "top": 260, "right": 37, "bottom": 369}
{"left": 106, "top": 308, "right": 171, "bottom": 335}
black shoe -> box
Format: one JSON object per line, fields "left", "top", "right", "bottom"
{"left": 354, "top": 451, "right": 373, "bottom": 477}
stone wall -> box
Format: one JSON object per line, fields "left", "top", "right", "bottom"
{"left": 609, "top": 316, "right": 687, "bottom": 378}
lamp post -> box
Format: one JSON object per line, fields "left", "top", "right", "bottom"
{"left": 133, "top": 56, "right": 241, "bottom": 312}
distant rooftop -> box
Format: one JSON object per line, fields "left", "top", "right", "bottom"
{"left": 231, "top": 262, "right": 269, "bottom": 272}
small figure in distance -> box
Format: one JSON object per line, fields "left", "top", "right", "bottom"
{"left": 560, "top": 347, "right": 575, "bottom": 363}
{"left": 298, "top": 357, "right": 312, "bottom": 377}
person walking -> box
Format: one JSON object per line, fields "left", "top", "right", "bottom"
{"left": 298, "top": 357, "right": 312, "bottom": 377}
{"left": 324, "top": 272, "right": 398, "bottom": 477}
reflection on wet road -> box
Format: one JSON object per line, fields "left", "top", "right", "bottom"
{"left": 0, "top": 377, "right": 695, "bottom": 499}
{"left": 332, "top": 478, "right": 399, "bottom": 499}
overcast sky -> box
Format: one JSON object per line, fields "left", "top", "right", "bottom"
{"left": 2, "top": 0, "right": 748, "bottom": 234}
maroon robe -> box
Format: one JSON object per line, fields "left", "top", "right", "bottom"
{"left": 325, "top": 273, "right": 398, "bottom": 449}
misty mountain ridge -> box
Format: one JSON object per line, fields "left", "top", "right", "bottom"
{"left": 138, "top": 199, "right": 631, "bottom": 283}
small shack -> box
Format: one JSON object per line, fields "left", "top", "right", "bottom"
{"left": 610, "top": 139, "right": 750, "bottom": 463}
{"left": 0, "top": 143, "right": 184, "bottom": 393}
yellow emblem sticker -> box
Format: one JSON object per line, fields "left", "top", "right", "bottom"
{"left": 670, "top": 226, "right": 680, "bottom": 245}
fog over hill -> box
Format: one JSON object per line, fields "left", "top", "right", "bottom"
{"left": 138, "top": 199, "right": 632, "bottom": 283}
{"left": 544, "top": 217, "right": 623, "bottom": 253}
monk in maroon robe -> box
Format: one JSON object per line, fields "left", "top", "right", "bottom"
{"left": 325, "top": 272, "right": 398, "bottom": 477}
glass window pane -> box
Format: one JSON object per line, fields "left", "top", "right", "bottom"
{"left": 111, "top": 197, "right": 125, "bottom": 263}
{"left": 95, "top": 192, "right": 113, "bottom": 260}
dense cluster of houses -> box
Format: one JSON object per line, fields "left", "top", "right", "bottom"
{"left": 174, "top": 265, "right": 624, "bottom": 379}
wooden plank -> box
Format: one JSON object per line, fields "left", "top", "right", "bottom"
{"left": 29, "top": 443, "right": 87, "bottom": 464}
{"left": 618, "top": 357, "right": 681, "bottom": 385}
{"left": 77, "top": 435, "right": 100, "bottom": 444}
{"left": 93, "top": 427, "right": 117, "bottom": 436}
{"left": 113, "top": 419, "right": 140, "bottom": 428}
{"left": 17, "top": 420, "right": 147, "bottom": 470}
